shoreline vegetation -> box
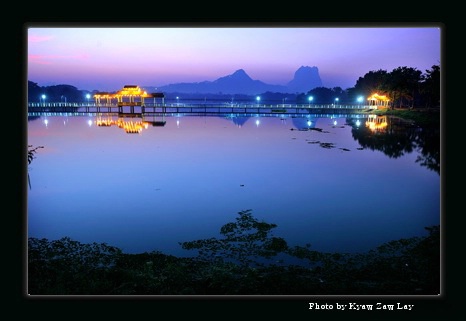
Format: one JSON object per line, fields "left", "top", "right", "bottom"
{"left": 27, "top": 210, "right": 440, "bottom": 295}
{"left": 369, "top": 107, "right": 441, "bottom": 127}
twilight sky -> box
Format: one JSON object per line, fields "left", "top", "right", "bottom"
{"left": 27, "top": 25, "right": 442, "bottom": 92}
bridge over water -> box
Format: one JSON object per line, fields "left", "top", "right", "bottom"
{"left": 28, "top": 102, "right": 376, "bottom": 115}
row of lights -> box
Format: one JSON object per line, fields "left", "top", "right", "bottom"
{"left": 39, "top": 94, "right": 366, "bottom": 106}
{"left": 39, "top": 94, "right": 92, "bottom": 105}
{"left": 255, "top": 95, "right": 365, "bottom": 106}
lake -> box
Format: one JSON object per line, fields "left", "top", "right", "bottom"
{"left": 27, "top": 112, "right": 441, "bottom": 259}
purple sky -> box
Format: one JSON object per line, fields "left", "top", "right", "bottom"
{"left": 27, "top": 25, "right": 442, "bottom": 92}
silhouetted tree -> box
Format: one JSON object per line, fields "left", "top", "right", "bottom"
{"left": 353, "top": 69, "right": 390, "bottom": 99}
{"left": 387, "top": 66, "right": 423, "bottom": 108}
{"left": 420, "top": 65, "right": 441, "bottom": 108}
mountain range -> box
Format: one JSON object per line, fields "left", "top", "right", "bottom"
{"left": 144, "top": 66, "right": 322, "bottom": 95}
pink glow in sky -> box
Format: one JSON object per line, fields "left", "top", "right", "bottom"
{"left": 27, "top": 24, "right": 442, "bottom": 92}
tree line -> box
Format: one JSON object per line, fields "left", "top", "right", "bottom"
{"left": 297, "top": 65, "right": 440, "bottom": 108}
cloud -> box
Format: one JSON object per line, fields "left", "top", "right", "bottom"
{"left": 28, "top": 35, "right": 54, "bottom": 43}
{"left": 29, "top": 53, "right": 90, "bottom": 65}
{"left": 29, "top": 54, "right": 52, "bottom": 65}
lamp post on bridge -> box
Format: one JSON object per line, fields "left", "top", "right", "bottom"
{"left": 256, "top": 96, "right": 261, "bottom": 107}
{"left": 308, "top": 96, "right": 313, "bottom": 107}
{"left": 357, "top": 96, "right": 364, "bottom": 107}
{"left": 61, "top": 95, "right": 67, "bottom": 105}
{"left": 86, "top": 94, "right": 91, "bottom": 106}
{"left": 40, "top": 94, "right": 46, "bottom": 106}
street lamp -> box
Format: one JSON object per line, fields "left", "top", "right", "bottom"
{"left": 282, "top": 97, "right": 287, "bottom": 107}
{"left": 40, "top": 94, "right": 46, "bottom": 106}
{"left": 357, "top": 96, "right": 364, "bottom": 106}
{"left": 176, "top": 96, "right": 179, "bottom": 106}
{"left": 308, "top": 96, "right": 313, "bottom": 107}
{"left": 61, "top": 95, "right": 67, "bottom": 105}
{"left": 256, "top": 96, "right": 260, "bottom": 106}
{"left": 334, "top": 97, "right": 339, "bottom": 106}
{"left": 86, "top": 94, "right": 91, "bottom": 105}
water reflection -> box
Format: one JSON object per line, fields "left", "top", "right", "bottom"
{"left": 27, "top": 113, "right": 440, "bottom": 257}
{"left": 28, "top": 112, "right": 440, "bottom": 175}
{"left": 225, "top": 115, "right": 250, "bottom": 127}
{"left": 95, "top": 113, "right": 167, "bottom": 134}
{"left": 346, "top": 115, "right": 440, "bottom": 174}
{"left": 365, "top": 115, "right": 388, "bottom": 132}
{"left": 291, "top": 116, "right": 318, "bottom": 130}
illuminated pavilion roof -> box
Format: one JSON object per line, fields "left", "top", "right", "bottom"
{"left": 367, "top": 93, "right": 390, "bottom": 102}
{"left": 93, "top": 85, "right": 163, "bottom": 100}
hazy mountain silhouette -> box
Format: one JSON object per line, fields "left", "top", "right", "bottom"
{"left": 146, "top": 66, "right": 322, "bottom": 95}
{"left": 287, "top": 66, "right": 322, "bottom": 93}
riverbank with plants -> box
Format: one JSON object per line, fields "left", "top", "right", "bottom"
{"left": 27, "top": 210, "right": 440, "bottom": 295}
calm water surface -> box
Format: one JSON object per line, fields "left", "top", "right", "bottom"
{"left": 27, "top": 113, "right": 440, "bottom": 257}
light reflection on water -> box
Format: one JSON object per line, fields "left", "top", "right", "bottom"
{"left": 27, "top": 114, "right": 440, "bottom": 257}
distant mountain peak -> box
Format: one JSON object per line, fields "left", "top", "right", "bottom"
{"left": 233, "top": 69, "right": 247, "bottom": 75}
{"left": 222, "top": 69, "right": 252, "bottom": 81}
{"left": 287, "top": 66, "right": 322, "bottom": 92}
{"left": 154, "top": 66, "right": 322, "bottom": 95}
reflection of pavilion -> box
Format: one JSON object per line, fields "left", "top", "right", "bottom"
{"left": 365, "top": 115, "right": 388, "bottom": 132}
{"left": 95, "top": 114, "right": 166, "bottom": 134}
